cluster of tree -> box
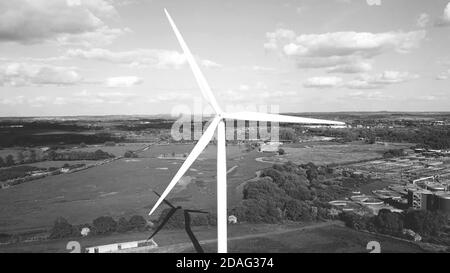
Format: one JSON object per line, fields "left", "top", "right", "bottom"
{"left": 48, "top": 217, "right": 81, "bottom": 239}
{"left": 340, "top": 209, "right": 447, "bottom": 239}
{"left": 49, "top": 215, "right": 149, "bottom": 239}
{"left": 279, "top": 128, "right": 297, "bottom": 142}
{"left": 0, "top": 233, "right": 14, "bottom": 244}
{"left": 115, "top": 119, "right": 175, "bottom": 131}
{"left": 0, "top": 165, "right": 43, "bottom": 182}
{"left": 0, "top": 155, "right": 15, "bottom": 167}
{"left": 383, "top": 149, "right": 406, "bottom": 158}
{"left": 124, "top": 151, "right": 138, "bottom": 158}
{"left": 46, "top": 149, "right": 114, "bottom": 161}
{"left": 403, "top": 209, "right": 447, "bottom": 237}
{"left": 244, "top": 142, "right": 260, "bottom": 152}
{"left": 0, "top": 150, "right": 42, "bottom": 167}
{"left": 231, "top": 162, "right": 340, "bottom": 224}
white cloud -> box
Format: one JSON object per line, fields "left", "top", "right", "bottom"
{"left": 67, "top": 48, "right": 221, "bottom": 69}
{"left": 265, "top": 29, "right": 426, "bottom": 73}
{"left": 345, "top": 79, "right": 380, "bottom": 89}
{"left": 366, "top": 0, "right": 382, "bottom": 6}
{"left": 56, "top": 27, "right": 129, "bottom": 47}
{"left": 73, "top": 90, "right": 138, "bottom": 104}
{"left": 419, "top": 95, "right": 438, "bottom": 101}
{"left": 251, "top": 65, "right": 277, "bottom": 72}
{"left": 436, "top": 70, "right": 450, "bottom": 80}
{"left": 238, "top": 82, "right": 267, "bottom": 92}
{"left": 417, "top": 13, "right": 430, "bottom": 28}
{"left": 436, "top": 2, "right": 450, "bottom": 27}
{"left": 218, "top": 89, "right": 297, "bottom": 103}
{"left": 346, "top": 71, "right": 419, "bottom": 89}
{"left": 303, "top": 76, "right": 343, "bottom": 88}
{"left": 0, "top": 0, "right": 126, "bottom": 45}
{"left": 267, "top": 30, "right": 425, "bottom": 56}
{"left": 151, "top": 92, "right": 192, "bottom": 102}
{"left": 259, "top": 90, "right": 297, "bottom": 99}
{"left": 201, "top": 59, "right": 223, "bottom": 69}
{"left": 238, "top": 84, "right": 250, "bottom": 91}
{"left": 0, "top": 96, "right": 68, "bottom": 107}
{"left": 0, "top": 91, "right": 143, "bottom": 107}
{"left": 296, "top": 6, "right": 307, "bottom": 15}
{"left": 326, "top": 62, "right": 373, "bottom": 74}
{"left": 303, "top": 71, "right": 418, "bottom": 89}
{"left": 0, "top": 62, "right": 82, "bottom": 86}
{"left": 105, "top": 76, "right": 143, "bottom": 88}
{"left": 347, "top": 91, "right": 393, "bottom": 101}
{"left": 358, "top": 71, "right": 418, "bottom": 84}
{"left": 215, "top": 81, "right": 293, "bottom": 103}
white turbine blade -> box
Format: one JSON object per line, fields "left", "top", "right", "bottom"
{"left": 223, "top": 112, "right": 345, "bottom": 125}
{"left": 164, "top": 9, "right": 222, "bottom": 114}
{"left": 216, "top": 120, "right": 227, "bottom": 253}
{"left": 149, "top": 116, "right": 221, "bottom": 215}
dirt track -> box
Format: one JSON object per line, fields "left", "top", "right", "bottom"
{"left": 147, "top": 221, "right": 344, "bottom": 253}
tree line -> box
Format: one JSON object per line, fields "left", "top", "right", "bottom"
{"left": 340, "top": 209, "right": 448, "bottom": 244}
{"left": 46, "top": 149, "right": 114, "bottom": 161}
{"left": 49, "top": 215, "right": 149, "bottom": 239}
{"left": 309, "top": 126, "right": 450, "bottom": 149}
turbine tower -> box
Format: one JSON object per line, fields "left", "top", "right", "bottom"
{"left": 149, "top": 9, "right": 346, "bottom": 253}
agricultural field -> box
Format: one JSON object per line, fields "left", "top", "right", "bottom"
{"left": 259, "top": 142, "right": 412, "bottom": 166}
{"left": 0, "top": 143, "right": 268, "bottom": 233}
{"left": 61, "top": 143, "right": 149, "bottom": 157}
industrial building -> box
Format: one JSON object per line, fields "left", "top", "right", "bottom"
{"left": 85, "top": 239, "right": 158, "bottom": 253}
{"left": 259, "top": 142, "right": 282, "bottom": 153}
{"left": 407, "top": 188, "right": 450, "bottom": 214}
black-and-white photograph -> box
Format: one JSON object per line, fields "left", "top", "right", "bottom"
{"left": 0, "top": 0, "right": 449, "bottom": 257}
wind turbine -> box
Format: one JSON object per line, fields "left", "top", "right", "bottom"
{"left": 149, "top": 9, "right": 346, "bottom": 253}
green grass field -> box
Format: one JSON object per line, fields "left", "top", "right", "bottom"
{"left": 0, "top": 141, "right": 408, "bottom": 234}
{"left": 0, "top": 143, "right": 267, "bottom": 233}
{"left": 272, "top": 142, "right": 411, "bottom": 165}
{"left": 195, "top": 224, "right": 426, "bottom": 253}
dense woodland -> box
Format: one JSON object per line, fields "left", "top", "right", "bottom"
{"left": 0, "top": 120, "right": 121, "bottom": 148}
{"left": 230, "top": 162, "right": 371, "bottom": 223}
{"left": 308, "top": 126, "right": 450, "bottom": 149}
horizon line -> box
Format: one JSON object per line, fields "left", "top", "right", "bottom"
{"left": 1, "top": 110, "right": 450, "bottom": 119}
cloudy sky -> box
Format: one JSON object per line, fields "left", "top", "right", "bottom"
{"left": 0, "top": 0, "right": 449, "bottom": 116}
